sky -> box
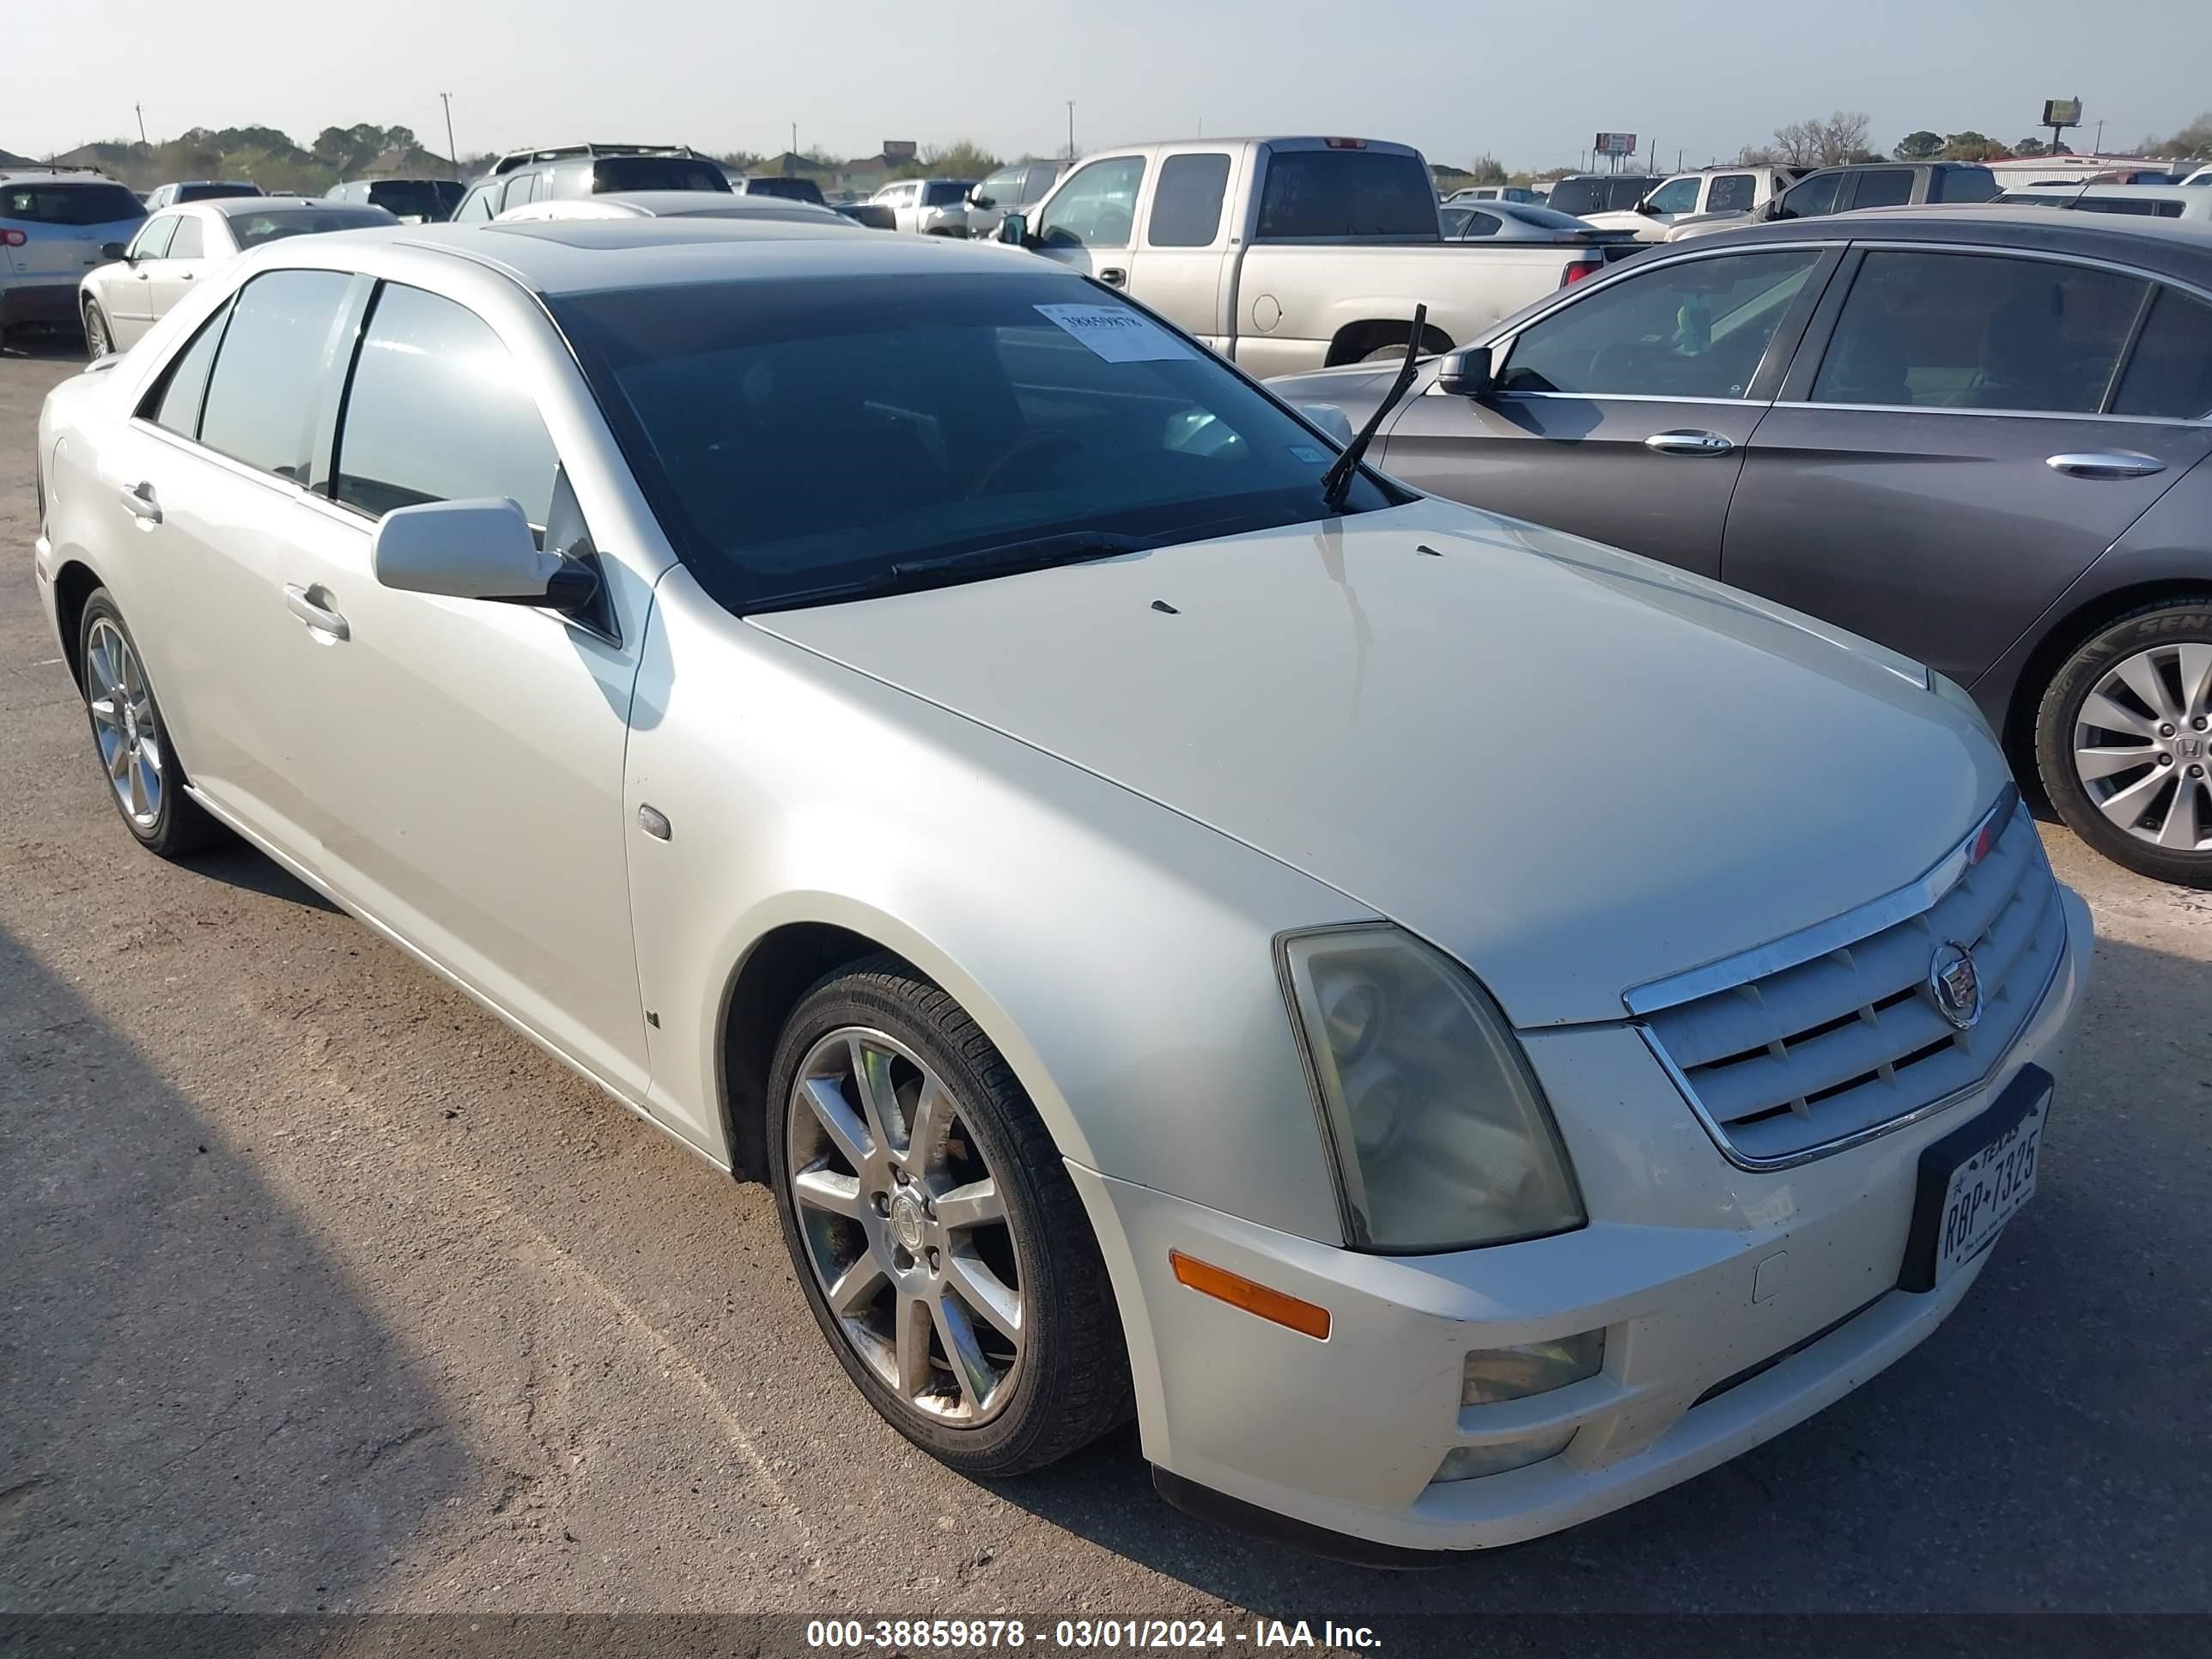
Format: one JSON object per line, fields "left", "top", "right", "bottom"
{"left": 15, "top": 0, "right": 2211, "bottom": 170}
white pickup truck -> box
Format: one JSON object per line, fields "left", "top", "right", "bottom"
{"left": 996, "top": 137, "right": 1612, "bottom": 376}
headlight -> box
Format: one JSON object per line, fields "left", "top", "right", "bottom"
{"left": 1279, "top": 925, "right": 1585, "bottom": 1251}
{"left": 1933, "top": 671, "right": 2002, "bottom": 747}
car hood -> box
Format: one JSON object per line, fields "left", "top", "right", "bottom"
{"left": 748, "top": 499, "right": 2006, "bottom": 1028}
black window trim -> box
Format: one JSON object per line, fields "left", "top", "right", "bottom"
{"left": 1772, "top": 238, "right": 2212, "bottom": 425}
{"left": 131, "top": 293, "right": 240, "bottom": 440}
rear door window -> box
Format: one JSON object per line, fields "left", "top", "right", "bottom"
{"left": 1808, "top": 251, "right": 2146, "bottom": 413}
{"left": 143, "top": 302, "right": 233, "bottom": 438}
{"left": 1844, "top": 169, "right": 1914, "bottom": 210}
{"left": 332, "top": 283, "right": 560, "bottom": 526}
{"left": 2111, "top": 287, "right": 2212, "bottom": 419}
{"left": 1146, "top": 153, "right": 1231, "bottom": 246}
{"left": 1255, "top": 149, "right": 1437, "bottom": 237}
{"left": 594, "top": 156, "right": 728, "bottom": 192}
{"left": 1933, "top": 167, "right": 2000, "bottom": 203}
{"left": 167, "top": 216, "right": 205, "bottom": 259}
{"left": 195, "top": 269, "right": 356, "bottom": 481}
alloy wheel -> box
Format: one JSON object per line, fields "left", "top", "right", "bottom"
{"left": 785, "top": 1026, "right": 1024, "bottom": 1425}
{"left": 2071, "top": 641, "right": 2212, "bottom": 854}
{"left": 84, "top": 306, "right": 112, "bottom": 360}
{"left": 85, "top": 617, "right": 163, "bottom": 830}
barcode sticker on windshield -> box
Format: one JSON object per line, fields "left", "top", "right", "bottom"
{"left": 1033, "top": 304, "right": 1193, "bottom": 363}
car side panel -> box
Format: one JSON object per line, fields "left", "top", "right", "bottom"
{"left": 623, "top": 567, "right": 1358, "bottom": 1243}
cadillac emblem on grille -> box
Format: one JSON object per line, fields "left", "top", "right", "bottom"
{"left": 1929, "top": 941, "right": 1984, "bottom": 1031}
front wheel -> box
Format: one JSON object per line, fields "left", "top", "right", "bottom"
{"left": 766, "top": 957, "right": 1132, "bottom": 1476}
{"left": 2034, "top": 599, "right": 2212, "bottom": 886}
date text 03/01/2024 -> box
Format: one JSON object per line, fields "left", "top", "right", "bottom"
{"left": 804, "top": 1618, "right": 1382, "bottom": 1650}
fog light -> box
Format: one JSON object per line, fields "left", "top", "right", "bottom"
{"left": 1432, "top": 1431, "right": 1576, "bottom": 1483}
{"left": 1461, "top": 1330, "right": 1603, "bottom": 1407}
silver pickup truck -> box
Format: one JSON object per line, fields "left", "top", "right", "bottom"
{"left": 996, "top": 137, "right": 1611, "bottom": 376}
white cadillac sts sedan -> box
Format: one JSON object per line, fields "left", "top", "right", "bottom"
{"left": 32, "top": 218, "right": 2090, "bottom": 1561}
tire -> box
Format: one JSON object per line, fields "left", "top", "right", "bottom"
{"left": 2034, "top": 598, "right": 2212, "bottom": 887}
{"left": 82, "top": 301, "right": 114, "bottom": 361}
{"left": 76, "top": 589, "right": 225, "bottom": 860}
{"left": 766, "top": 956, "right": 1133, "bottom": 1476}
{"left": 1359, "top": 342, "right": 1412, "bottom": 363}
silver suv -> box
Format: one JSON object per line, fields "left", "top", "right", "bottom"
{"left": 449, "top": 143, "right": 728, "bottom": 223}
{"left": 2, "top": 168, "right": 147, "bottom": 345}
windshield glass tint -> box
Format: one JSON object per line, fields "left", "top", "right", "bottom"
{"left": 596, "top": 157, "right": 729, "bottom": 192}
{"left": 2, "top": 183, "right": 146, "bottom": 226}
{"left": 924, "top": 181, "right": 973, "bottom": 207}
{"left": 231, "top": 208, "right": 390, "bottom": 247}
{"left": 1256, "top": 150, "right": 1437, "bottom": 237}
{"left": 552, "top": 270, "right": 1390, "bottom": 611}
{"left": 1545, "top": 179, "right": 1606, "bottom": 216}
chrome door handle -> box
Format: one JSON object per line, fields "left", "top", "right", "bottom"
{"left": 1097, "top": 267, "right": 1127, "bottom": 288}
{"left": 1644, "top": 429, "right": 1734, "bottom": 456}
{"left": 283, "top": 584, "right": 349, "bottom": 641}
{"left": 119, "top": 482, "right": 161, "bottom": 524}
{"left": 2045, "top": 451, "right": 2166, "bottom": 479}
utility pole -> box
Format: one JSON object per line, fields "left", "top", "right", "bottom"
{"left": 791, "top": 120, "right": 799, "bottom": 159}
{"left": 1066, "top": 100, "right": 1076, "bottom": 162}
{"left": 2093, "top": 118, "right": 2104, "bottom": 155}
{"left": 439, "top": 92, "right": 457, "bottom": 175}
{"left": 134, "top": 104, "right": 147, "bottom": 145}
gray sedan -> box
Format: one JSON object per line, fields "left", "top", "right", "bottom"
{"left": 1273, "top": 208, "right": 2212, "bottom": 886}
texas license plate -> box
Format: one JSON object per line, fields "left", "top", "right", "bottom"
{"left": 1899, "top": 1065, "right": 2051, "bottom": 1292}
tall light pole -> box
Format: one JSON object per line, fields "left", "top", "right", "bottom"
{"left": 1066, "top": 100, "right": 1076, "bottom": 162}
{"left": 134, "top": 104, "right": 147, "bottom": 145}
{"left": 439, "top": 92, "right": 457, "bottom": 175}
{"left": 792, "top": 120, "right": 799, "bottom": 160}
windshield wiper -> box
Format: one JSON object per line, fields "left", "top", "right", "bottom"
{"left": 754, "top": 532, "right": 1150, "bottom": 612}
{"left": 1320, "top": 302, "right": 1429, "bottom": 514}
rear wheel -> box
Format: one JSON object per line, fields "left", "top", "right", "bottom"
{"left": 766, "top": 957, "right": 1132, "bottom": 1476}
{"left": 2035, "top": 599, "right": 2212, "bottom": 887}
{"left": 77, "top": 590, "right": 224, "bottom": 859}
{"left": 82, "top": 301, "right": 114, "bottom": 361}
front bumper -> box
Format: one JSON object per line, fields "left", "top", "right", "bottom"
{"left": 0, "top": 282, "right": 82, "bottom": 329}
{"left": 1071, "top": 884, "right": 2091, "bottom": 1555}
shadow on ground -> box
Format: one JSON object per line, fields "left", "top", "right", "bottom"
{"left": 0, "top": 922, "right": 461, "bottom": 1609}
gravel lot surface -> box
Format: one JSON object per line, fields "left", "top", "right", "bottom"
{"left": 3, "top": 339, "right": 2207, "bottom": 1646}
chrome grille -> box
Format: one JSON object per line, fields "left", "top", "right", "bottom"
{"left": 1634, "top": 792, "right": 2064, "bottom": 1167}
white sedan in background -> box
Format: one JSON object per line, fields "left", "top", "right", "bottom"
{"left": 78, "top": 197, "right": 394, "bottom": 356}
{"left": 34, "top": 218, "right": 2089, "bottom": 1559}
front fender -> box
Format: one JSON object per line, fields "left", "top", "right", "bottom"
{"left": 625, "top": 566, "right": 1363, "bottom": 1243}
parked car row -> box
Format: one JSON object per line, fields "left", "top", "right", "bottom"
{"left": 33, "top": 186, "right": 2095, "bottom": 1565}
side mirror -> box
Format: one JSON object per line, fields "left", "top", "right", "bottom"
{"left": 102, "top": 242, "right": 130, "bottom": 262}
{"left": 1758, "top": 199, "right": 1784, "bottom": 222}
{"left": 1297, "top": 404, "right": 1358, "bottom": 448}
{"left": 970, "top": 193, "right": 994, "bottom": 210}
{"left": 1436, "top": 345, "right": 1493, "bottom": 399}
{"left": 997, "top": 211, "right": 1029, "bottom": 246}
{"left": 370, "top": 497, "right": 596, "bottom": 612}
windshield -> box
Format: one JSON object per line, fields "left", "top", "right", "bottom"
{"left": 231, "top": 207, "right": 392, "bottom": 247}
{"left": 175, "top": 182, "right": 261, "bottom": 203}
{"left": 1, "top": 182, "right": 146, "bottom": 227}
{"left": 594, "top": 156, "right": 730, "bottom": 193}
{"left": 552, "top": 270, "right": 1395, "bottom": 611}
{"left": 366, "top": 180, "right": 456, "bottom": 219}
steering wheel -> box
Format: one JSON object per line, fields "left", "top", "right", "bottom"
{"left": 967, "top": 430, "right": 1085, "bottom": 499}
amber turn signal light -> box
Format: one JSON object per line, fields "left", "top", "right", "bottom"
{"left": 1169, "top": 1250, "right": 1331, "bottom": 1340}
